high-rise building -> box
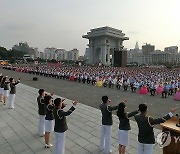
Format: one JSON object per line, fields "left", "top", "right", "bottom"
{"left": 164, "top": 46, "right": 178, "bottom": 54}
{"left": 44, "top": 48, "right": 79, "bottom": 61}
{"left": 134, "top": 42, "right": 140, "bottom": 52}
{"left": 12, "top": 42, "right": 39, "bottom": 58}
{"left": 142, "top": 43, "right": 155, "bottom": 55}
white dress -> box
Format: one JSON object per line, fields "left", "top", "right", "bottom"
{"left": 118, "top": 129, "right": 129, "bottom": 146}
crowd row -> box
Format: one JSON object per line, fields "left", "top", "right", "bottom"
{"left": 3, "top": 65, "right": 180, "bottom": 101}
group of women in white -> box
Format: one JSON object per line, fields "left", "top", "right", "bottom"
{"left": 0, "top": 73, "right": 20, "bottom": 108}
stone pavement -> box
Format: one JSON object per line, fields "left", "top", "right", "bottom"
{"left": 0, "top": 83, "right": 162, "bottom": 154}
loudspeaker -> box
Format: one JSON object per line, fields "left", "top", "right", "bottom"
{"left": 114, "top": 50, "right": 122, "bottom": 67}
{"left": 33, "top": 77, "right": 38, "bottom": 81}
{"left": 114, "top": 50, "right": 127, "bottom": 67}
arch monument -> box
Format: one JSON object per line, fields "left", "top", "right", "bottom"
{"left": 83, "top": 26, "right": 129, "bottom": 66}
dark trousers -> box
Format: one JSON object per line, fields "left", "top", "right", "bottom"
{"left": 116, "top": 85, "right": 121, "bottom": 90}
{"left": 168, "top": 89, "right": 174, "bottom": 96}
{"left": 124, "top": 85, "right": 128, "bottom": 91}
{"left": 162, "top": 91, "right": 168, "bottom": 98}
{"left": 92, "top": 80, "right": 96, "bottom": 85}
{"left": 103, "top": 83, "right": 107, "bottom": 87}
{"left": 150, "top": 89, "right": 156, "bottom": 96}
{"left": 87, "top": 79, "right": 91, "bottom": 84}
{"left": 131, "top": 87, "right": 136, "bottom": 92}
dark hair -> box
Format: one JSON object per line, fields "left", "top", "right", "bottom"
{"left": 102, "top": 96, "right": 108, "bottom": 104}
{"left": 0, "top": 75, "right": 3, "bottom": 82}
{"left": 2, "top": 77, "right": 7, "bottom": 84}
{"left": 9, "top": 78, "right": 13, "bottom": 82}
{"left": 139, "top": 103, "right": 147, "bottom": 113}
{"left": 44, "top": 95, "right": 52, "bottom": 105}
{"left": 54, "top": 98, "right": 61, "bottom": 107}
{"left": 117, "top": 102, "right": 126, "bottom": 118}
{"left": 38, "top": 89, "right": 44, "bottom": 96}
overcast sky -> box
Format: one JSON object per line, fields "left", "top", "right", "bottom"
{"left": 0, "top": 0, "right": 179, "bottom": 55}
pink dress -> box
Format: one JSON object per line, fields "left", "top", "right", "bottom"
{"left": 139, "top": 86, "right": 148, "bottom": 94}
{"left": 70, "top": 76, "right": 75, "bottom": 81}
{"left": 174, "top": 91, "right": 180, "bottom": 101}
{"left": 156, "top": 86, "right": 163, "bottom": 95}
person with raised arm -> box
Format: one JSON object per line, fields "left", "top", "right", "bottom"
{"left": 99, "top": 95, "right": 126, "bottom": 154}
{"left": 37, "top": 89, "right": 46, "bottom": 137}
{"left": 117, "top": 101, "right": 139, "bottom": 154}
{"left": 44, "top": 95, "right": 54, "bottom": 148}
{"left": 8, "top": 77, "right": 20, "bottom": 109}
{"left": 134, "top": 104, "right": 177, "bottom": 154}
{"left": 53, "top": 98, "right": 78, "bottom": 154}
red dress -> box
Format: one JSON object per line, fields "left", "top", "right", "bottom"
{"left": 139, "top": 86, "right": 148, "bottom": 94}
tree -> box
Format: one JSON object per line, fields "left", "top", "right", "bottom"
{"left": 0, "top": 46, "right": 28, "bottom": 62}
{"left": 0, "top": 46, "right": 8, "bottom": 59}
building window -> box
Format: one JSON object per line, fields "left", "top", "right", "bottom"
{"left": 106, "top": 40, "right": 109, "bottom": 43}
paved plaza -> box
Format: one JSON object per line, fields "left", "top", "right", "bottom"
{"left": 0, "top": 83, "right": 163, "bottom": 154}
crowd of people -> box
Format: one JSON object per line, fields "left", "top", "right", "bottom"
{"left": 3, "top": 65, "right": 180, "bottom": 101}
{"left": 0, "top": 70, "right": 179, "bottom": 154}
{"left": 37, "top": 90, "right": 177, "bottom": 154}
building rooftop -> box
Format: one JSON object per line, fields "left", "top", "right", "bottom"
{"left": 83, "top": 26, "right": 129, "bottom": 40}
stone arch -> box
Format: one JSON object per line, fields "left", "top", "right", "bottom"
{"left": 94, "top": 47, "right": 101, "bottom": 64}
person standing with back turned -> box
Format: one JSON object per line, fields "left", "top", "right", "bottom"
{"left": 37, "top": 89, "right": 46, "bottom": 137}
{"left": 53, "top": 98, "right": 78, "bottom": 154}
{"left": 134, "top": 103, "right": 177, "bottom": 154}
{"left": 9, "top": 77, "right": 20, "bottom": 109}
{"left": 99, "top": 95, "right": 126, "bottom": 154}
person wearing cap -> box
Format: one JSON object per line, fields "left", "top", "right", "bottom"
{"left": 8, "top": 77, "right": 20, "bottom": 109}
{"left": 99, "top": 96, "right": 122, "bottom": 154}
{"left": 44, "top": 95, "right": 54, "bottom": 148}
{"left": 53, "top": 98, "right": 77, "bottom": 154}
{"left": 117, "top": 102, "right": 139, "bottom": 154}
{"left": 134, "top": 103, "right": 177, "bottom": 154}
{"left": 37, "top": 89, "right": 46, "bottom": 136}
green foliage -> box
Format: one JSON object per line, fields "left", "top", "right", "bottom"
{"left": 0, "top": 46, "right": 27, "bottom": 62}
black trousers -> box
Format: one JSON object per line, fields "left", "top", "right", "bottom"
{"left": 124, "top": 85, "right": 128, "bottom": 91}
{"left": 168, "top": 89, "right": 174, "bottom": 96}
{"left": 116, "top": 85, "right": 121, "bottom": 90}
{"left": 162, "top": 91, "right": 168, "bottom": 98}
{"left": 87, "top": 79, "right": 91, "bottom": 84}
{"left": 150, "top": 89, "right": 156, "bottom": 96}
{"left": 131, "top": 87, "right": 136, "bottom": 92}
